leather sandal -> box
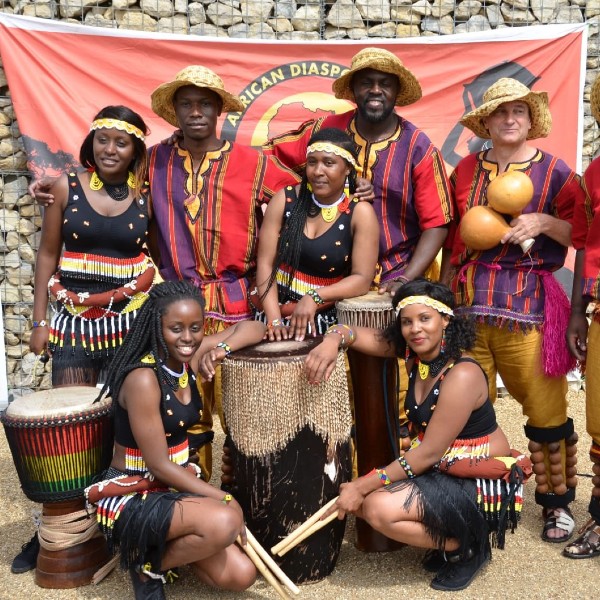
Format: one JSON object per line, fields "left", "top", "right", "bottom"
{"left": 541, "top": 507, "right": 575, "bottom": 543}
{"left": 563, "top": 519, "right": 600, "bottom": 559}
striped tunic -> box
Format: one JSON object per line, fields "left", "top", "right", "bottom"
{"left": 264, "top": 111, "right": 453, "bottom": 284}
{"left": 149, "top": 141, "right": 298, "bottom": 332}
{"left": 573, "top": 156, "right": 600, "bottom": 300}
{"left": 448, "top": 150, "right": 582, "bottom": 328}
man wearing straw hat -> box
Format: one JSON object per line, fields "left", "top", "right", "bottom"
{"left": 566, "top": 74, "right": 600, "bottom": 560}
{"left": 265, "top": 47, "right": 453, "bottom": 293}
{"left": 148, "top": 66, "right": 299, "bottom": 479}
{"left": 443, "top": 77, "right": 583, "bottom": 543}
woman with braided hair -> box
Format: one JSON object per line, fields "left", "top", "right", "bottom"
{"left": 255, "top": 127, "right": 378, "bottom": 342}
{"left": 91, "top": 280, "right": 265, "bottom": 600}
{"left": 305, "top": 279, "right": 530, "bottom": 592}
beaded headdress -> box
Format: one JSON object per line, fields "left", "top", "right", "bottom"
{"left": 396, "top": 295, "right": 454, "bottom": 317}
{"left": 306, "top": 142, "right": 357, "bottom": 167}
{"left": 90, "top": 118, "right": 146, "bottom": 141}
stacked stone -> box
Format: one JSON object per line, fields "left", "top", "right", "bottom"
{"left": 0, "top": 0, "right": 599, "bottom": 393}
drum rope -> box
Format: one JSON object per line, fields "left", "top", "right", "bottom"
{"left": 382, "top": 358, "right": 400, "bottom": 457}
{"left": 38, "top": 508, "right": 102, "bottom": 551}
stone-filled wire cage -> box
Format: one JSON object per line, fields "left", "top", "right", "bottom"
{"left": 0, "top": 0, "right": 599, "bottom": 398}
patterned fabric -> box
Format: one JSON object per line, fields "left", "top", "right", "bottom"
{"left": 48, "top": 172, "right": 151, "bottom": 361}
{"left": 448, "top": 150, "right": 581, "bottom": 329}
{"left": 573, "top": 156, "right": 600, "bottom": 299}
{"left": 264, "top": 111, "right": 453, "bottom": 283}
{"left": 148, "top": 141, "right": 298, "bottom": 333}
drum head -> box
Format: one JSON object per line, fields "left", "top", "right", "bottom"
{"left": 227, "top": 338, "right": 321, "bottom": 362}
{"left": 335, "top": 290, "right": 393, "bottom": 311}
{"left": 5, "top": 386, "right": 109, "bottom": 418}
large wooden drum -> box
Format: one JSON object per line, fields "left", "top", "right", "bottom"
{"left": 221, "top": 338, "right": 352, "bottom": 584}
{"left": 1, "top": 386, "right": 113, "bottom": 588}
{"left": 336, "top": 291, "right": 403, "bottom": 552}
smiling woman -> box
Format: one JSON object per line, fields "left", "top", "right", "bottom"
{"left": 255, "top": 127, "right": 379, "bottom": 342}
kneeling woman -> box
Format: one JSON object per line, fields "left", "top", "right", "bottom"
{"left": 91, "top": 281, "right": 266, "bottom": 599}
{"left": 305, "top": 278, "right": 529, "bottom": 592}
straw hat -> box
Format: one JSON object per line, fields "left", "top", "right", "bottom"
{"left": 591, "top": 75, "right": 600, "bottom": 124}
{"left": 460, "top": 77, "right": 551, "bottom": 140}
{"left": 332, "top": 47, "right": 422, "bottom": 107}
{"left": 151, "top": 65, "right": 244, "bottom": 127}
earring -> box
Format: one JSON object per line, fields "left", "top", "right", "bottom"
{"left": 405, "top": 344, "right": 411, "bottom": 361}
{"left": 89, "top": 170, "right": 103, "bottom": 191}
{"left": 127, "top": 171, "right": 136, "bottom": 189}
{"left": 344, "top": 176, "right": 350, "bottom": 199}
{"left": 306, "top": 182, "right": 313, "bottom": 193}
{"left": 440, "top": 329, "right": 447, "bottom": 355}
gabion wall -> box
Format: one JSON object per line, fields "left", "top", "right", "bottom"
{"left": 1, "top": 0, "right": 599, "bottom": 395}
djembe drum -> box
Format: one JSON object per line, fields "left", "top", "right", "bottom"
{"left": 1, "top": 387, "right": 113, "bottom": 588}
{"left": 336, "top": 291, "right": 403, "bottom": 553}
{"left": 221, "top": 338, "right": 352, "bottom": 584}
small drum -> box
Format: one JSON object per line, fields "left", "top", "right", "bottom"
{"left": 1, "top": 387, "right": 113, "bottom": 588}
{"left": 1, "top": 387, "right": 113, "bottom": 503}
{"left": 221, "top": 338, "right": 352, "bottom": 584}
{"left": 336, "top": 292, "right": 403, "bottom": 552}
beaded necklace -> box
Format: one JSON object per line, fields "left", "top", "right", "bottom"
{"left": 160, "top": 363, "right": 189, "bottom": 391}
{"left": 311, "top": 192, "right": 346, "bottom": 223}
{"left": 417, "top": 354, "right": 448, "bottom": 380}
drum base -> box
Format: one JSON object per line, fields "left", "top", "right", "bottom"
{"left": 35, "top": 499, "right": 111, "bottom": 589}
{"left": 228, "top": 425, "right": 352, "bottom": 584}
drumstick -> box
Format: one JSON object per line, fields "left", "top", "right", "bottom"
{"left": 238, "top": 536, "right": 291, "bottom": 600}
{"left": 245, "top": 529, "right": 300, "bottom": 596}
{"left": 277, "top": 510, "right": 339, "bottom": 557}
{"left": 271, "top": 496, "right": 338, "bottom": 555}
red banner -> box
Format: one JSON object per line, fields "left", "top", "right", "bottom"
{"left": 0, "top": 14, "right": 586, "bottom": 179}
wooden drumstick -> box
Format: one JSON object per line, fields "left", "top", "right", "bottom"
{"left": 245, "top": 529, "right": 300, "bottom": 596}
{"left": 277, "top": 510, "right": 339, "bottom": 557}
{"left": 238, "top": 536, "right": 291, "bottom": 600}
{"left": 271, "top": 496, "right": 339, "bottom": 555}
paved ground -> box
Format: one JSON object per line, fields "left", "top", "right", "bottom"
{"left": 0, "top": 388, "right": 595, "bottom": 600}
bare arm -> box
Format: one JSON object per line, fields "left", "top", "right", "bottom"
{"left": 29, "top": 176, "right": 68, "bottom": 356}
{"left": 256, "top": 189, "right": 288, "bottom": 340}
{"left": 195, "top": 320, "right": 267, "bottom": 381}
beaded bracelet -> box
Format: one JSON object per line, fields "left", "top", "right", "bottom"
{"left": 367, "top": 467, "right": 391, "bottom": 486}
{"left": 32, "top": 320, "right": 48, "bottom": 328}
{"left": 306, "top": 289, "right": 325, "bottom": 305}
{"left": 324, "top": 325, "right": 347, "bottom": 349}
{"left": 397, "top": 455, "right": 415, "bottom": 479}
{"left": 336, "top": 323, "right": 356, "bottom": 346}
{"left": 271, "top": 318, "right": 284, "bottom": 327}
{"left": 216, "top": 342, "right": 232, "bottom": 355}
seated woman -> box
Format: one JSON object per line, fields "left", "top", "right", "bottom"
{"left": 255, "top": 128, "right": 378, "bottom": 342}
{"left": 305, "top": 278, "right": 530, "bottom": 592}
{"left": 90, "top": 280, "right": 266, "bottom": 600}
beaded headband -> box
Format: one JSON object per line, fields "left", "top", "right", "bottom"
{"left": 306, "top": 142, "right": 357, "bottom": 167}
{"left": 396, "top": 295, "right": 454, "bottom": 316}
{"left": 90, "top": 118, "right": 146, "bottom": 141}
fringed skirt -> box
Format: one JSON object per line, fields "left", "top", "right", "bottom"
{"left": 95, "top": 467, "right": 201, "bottom": 571}
{"left": 385, "top": 469, "right": 523, "bottom": 557}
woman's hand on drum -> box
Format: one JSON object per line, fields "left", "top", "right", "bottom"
{"left": 289, "top": 296, "right": 317, "bottom": 342}
{"left": 29, "top": 326, "right": 51, "bottom": 360}
{"left": 304, "top": 336, "right": 339, "bottom": 384}
{"left": 198, "top": 346, "right": 229, "bottom": 381}
{"left": 265, "top": 320, "right": 290, "bottom": 342}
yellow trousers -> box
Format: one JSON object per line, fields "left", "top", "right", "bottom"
{"left": 586, "top": 320, "right": 600, "bottom": 447}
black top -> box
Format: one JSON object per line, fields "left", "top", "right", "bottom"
{"left": 114, "top": 367, "right": 203, "bottom": 448}
{"left": 404, "top": 357, "right": 498, "bottom": 439}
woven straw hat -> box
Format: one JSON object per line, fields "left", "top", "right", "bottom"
{"left": 460, "top": 77, "right": 551, "bottom": 140}
{"left": 151, "top": 65, "right": 244, "bottom": 127}
{"left": 591, "top": 75, "right": 600, "bottom": 124}
{"left": 332, "top": 47, "right": 422, "bottom": 107}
